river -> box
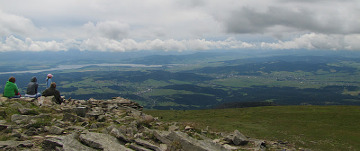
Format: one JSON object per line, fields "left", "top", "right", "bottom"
{"left": 0, "top": 64, "right": 163, "bottom": 75}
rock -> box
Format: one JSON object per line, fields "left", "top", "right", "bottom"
{"left": 109, "top": 127, "right": 131, "bottom": 142}
{"left": 153, "top": 130, "right": 172, "bottom": 145}
{"left": 90, "top": 123, "right": 98, "bottom": 129}
{"left": 49, "top": 126, "right": 64, "bottom": 135}
{"left": 18, "top": 108, "right": 38, "bottom": 115}
{"left": 98, "top": 114, "right": 106, "bottom": 122}
{"left": 79, "top": 132, "right": 133, "bottom": 151}
{"left": 0, "top": 140, "right": 33, "bottom": 150}
{"left": 24, "top": 127, "right": 38, "bottom": 136}
{"left": 0, "top": 124, "right": 8, "bottom": 131}
{"left": 75, "top": 106, "right": 87, "bottom": 117}
{"left": 129, "top": 143, "right": 153, "bottom": 151}
{"left": 9, "top": 102, "right": 24, "bottom": 109}
{"left": 0, "top": 109, "right": 6, "bottom": 118}
{"left": 134, "top": 138, "right": 162, "bottom": 151}
{"left": 43, "top": 133, "right": 97, "bottom": 151}
{"left": 224, "top": 130, "right": 248, "bottom": 146}
{"left": 11, "top": 114, "right": 30, "bottom": 124}
{"left": 36, "top": 96, "right": 56, "bottom": 106}
{"left": 62, "top": 113, "right": 84, "bottom": 123}
{"left": 184, "top": 125, "right": 193, "bottom": 130}
{"left": 168, "top": 125, "right": 179, "bottom": 131}
{"left": 166, "top": 131, "right": 230, "bottom": 151}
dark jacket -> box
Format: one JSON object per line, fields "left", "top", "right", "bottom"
{"left": 42, "top": 87, "right": 62, "bottom": 104}
{"left": 26, "top": 77, "right": 38, "bottom": 95}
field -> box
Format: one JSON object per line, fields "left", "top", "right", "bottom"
{"left": 1, "top": 50, "right": 360, "bottom": 109}
{"left": 144, "top": 106, "right": 360, "bottom": 151}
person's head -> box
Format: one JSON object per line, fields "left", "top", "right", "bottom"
{"left": 8, "top": 77, "right": 16, "bottom": 83}
{"left": 47, "top": 74, "right": 53, "bottom": 79}
{"left": 50, "top": 82, "right": 56, "bottom": 88}
{"left": 31, "top": 76, "right": 37, "bottom": 82}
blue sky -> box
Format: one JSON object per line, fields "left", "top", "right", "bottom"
{"left": 0, "top": 0, "right": 359, "bottom": 52}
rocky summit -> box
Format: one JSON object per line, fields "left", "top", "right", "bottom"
{"left": 0, "top": 95, "right": 297, "bottom": 151}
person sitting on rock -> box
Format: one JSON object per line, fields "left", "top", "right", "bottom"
{"left": 3, "top": 76, "right": 21, "bottom": 98}
{"left": 25, "top": 76, "right": 42, "bottom": 98}
{"left": 46, "top": 74, "right": 53, "bottom": 88}
{"left": 42, "top": 82, "right": 63, "bottom": 104}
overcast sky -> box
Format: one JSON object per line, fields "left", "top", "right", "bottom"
{"left": 0, "top": 0, "right": 359, "bottom": 52}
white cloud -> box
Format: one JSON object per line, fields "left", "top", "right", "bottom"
{"left": 0, "top": 10, "right": 41, "bottom": 37}
{"left": 0, "top": 0, "right": 359, "bottom": 52}
{"left": 261, "top": 33, "right": 360, "bottom": 50}
{"left": 78, "top": 37, "right": 254, "bottom": 52}
{"left": 0, "top": 36, "right": 66, "bottom": 52}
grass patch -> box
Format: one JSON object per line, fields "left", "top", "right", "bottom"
{"left": 144, "top": 106, "right": 360, "bottom": 151}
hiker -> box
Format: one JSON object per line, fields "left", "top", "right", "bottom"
{"left": 42, "top": 82, "right": 63, "bottom": 104}
{"left": 3, "top": 76, "right": 21, "bottom": 98}
{"left": 46, "top": 74, "right": 53, "bottom": 88}
{"left": 25, "top": 76, "right": 41, "bottom": 98}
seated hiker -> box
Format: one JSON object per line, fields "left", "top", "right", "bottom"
{"left": 25, "top": 76, "right": 41, "bottom": 98}
{"left": 42, "top": 82, "right": 63, "bottom": 104}
{"left": 3, "top": 76, "right": 21, "bottom": 98}
{"left": 46, "top": 74, "right": 53, "bottom": 88}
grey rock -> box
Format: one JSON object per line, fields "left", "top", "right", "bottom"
{"left": 75, "top": 106, "right": 87, "bottom": 117}
{"left": 0, "top": 140, "right": 33, "bottom": 150}
{"left": 134, "top": 138, "right": 162, "bottom": 151}
{"left": 49, "top": 126, "right": 64, "bottom": 135}
{"left": 90, "top": 123, "right": 98, "bottom": 129}
{"left": 225, "top": 130, "right": 248, "bottom": 146}
{"left": 168, "top": 125, "right": 179, "bottom": 131}
{"left": 153, "top": 130, "right": 172, "bottom": 145}
{"left": 9, "top": 102, "right": 24, "bottom": 109}
{"left": 79, "top": 132, "right": 133, "bottom": 151}
{"left": 129, "top": 143, "right": 153, "bottom": 151}
{"left": 36, "top": 96, "right": 56, "bottom": 106}
{"left": 98, "top": 114, "right": 106, "bottom": 122}
{"left": 11, "top": 114, "right": 30, "bottom": 124}
{"left": 18, "top": 108, "right": 38, "bottom": 115}
{"left": 166, "top": 131, "right": 230, "bottom": 151}
{"left": 109, "top": 127, "right": 131, "bottom": 142}
{"left": 24, "top": 127, "right": 38, "bottom": 136}
{"left": 43, "top": 133, "right": 97, "bottom": 151}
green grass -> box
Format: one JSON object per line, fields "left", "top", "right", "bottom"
{"left": 144, "top": 106, "right": 360, "bottom": 151}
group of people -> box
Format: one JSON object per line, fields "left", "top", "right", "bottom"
{"left": 2, "top": 74, "right": 63, "bottom": 104}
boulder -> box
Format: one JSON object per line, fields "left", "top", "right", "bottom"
{"left": 166, "top": 131, "right": 230, "bottom": 151}
{"left": 74, "top": 106, "right": 87, "bottom": 117}
{"left": 43, "top": 133, "right": 97, "bottom": 151}
{"left": 79, "top": 132, "right": 133, "bottom": 151}
{"left": 0, "top": 140, "right": 33, "bottom": 150}
{"left": 49, "top": 126, "right": 64, "bottom": 135}
{"left": 224, "top": 130, "right": 248, "bottom": 146}
{"left": 36, "top": 96, "right": 56, "bottom": 106}
{"left": 11, "top": 114, "right": 30, "bottom": 124}
{"left": 134, "top": 138, "right": 162, "bottom": 151}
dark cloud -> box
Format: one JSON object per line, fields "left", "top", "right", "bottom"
{"left": 224, "top": 7, "right": 360, "bottom": 34}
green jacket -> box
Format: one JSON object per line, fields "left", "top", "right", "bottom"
{"left": 3, "top": 81, "right": 19, "bottom": 97}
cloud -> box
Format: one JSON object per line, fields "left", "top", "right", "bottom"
{"left": 83, "top": 21, "right": 130, "bottom": 40}
{"left": 78, "top": 37, "right": 254, "bottom": 52}
{"left": 222, "top": 6, "right": 360, "bottom": 35}
{"left": 0, "top": 36, "right": 66, "bottom": 52}
{"left": 261, "top": 33, "right": 360, "bottom": 50}
{"left": 0, "top": 10, "right": 41, "bottom": 37}
{"left": 0, "top": 0, "right": 359, "bottom": 52}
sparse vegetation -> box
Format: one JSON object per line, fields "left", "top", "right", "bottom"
{"left": 145, "top": 106, "right": 360, "bottom": 151}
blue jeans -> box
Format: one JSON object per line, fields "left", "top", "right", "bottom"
{"left": 9, "top": 95, "right": 21, "bottom": 99}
